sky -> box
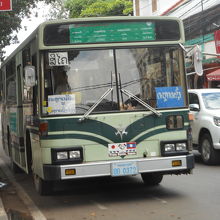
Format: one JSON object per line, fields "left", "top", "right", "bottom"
{"left": 4, "top": 1, "right": 50, "bottom": 56}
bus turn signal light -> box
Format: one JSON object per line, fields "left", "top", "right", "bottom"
{"left": 65, "top": 169, "right": 76, "bottom": 175}
{"left": 39, "top": 121, "right": 48, "bottom": 136}
{"left": 172, "top": 160, "right": 182, "bottom": 167}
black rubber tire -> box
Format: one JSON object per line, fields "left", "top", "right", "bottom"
{"left": 200, "top": 133, "right": 220, "bottom": 165}
{"left": 33, "top": 174, "right": 53, "bottom": 196}
{"left": 141, "top": 173, "right": 163, "bottom": 186}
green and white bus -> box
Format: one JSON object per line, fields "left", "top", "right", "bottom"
{"left": 0, "top": 16, "right": 194, "bottom": 195}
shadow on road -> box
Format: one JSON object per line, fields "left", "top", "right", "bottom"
{"left": 46, "top": 175, "right": 185, "bottom": 206}
{"left": 193, "top": 151, "right": 204, "bottom": 164}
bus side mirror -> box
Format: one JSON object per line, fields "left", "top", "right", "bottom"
{"left": 24, "top": 65, "right": 36, "bottom": 87}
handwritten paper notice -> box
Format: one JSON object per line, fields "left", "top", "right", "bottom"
{"left": 48, "top": 94, "right": 75, "bottom": 115}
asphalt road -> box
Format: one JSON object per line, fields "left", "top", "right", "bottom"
{"left": 1, "top": 151, "right": 220, "bottom": 220}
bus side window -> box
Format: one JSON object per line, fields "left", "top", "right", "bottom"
{"left": 6, "top": 59, "right": 16, "bottom": 104}
{"left": 22, "top": 48, "right": 33, "bottom": 102}
{"left": 32, "top": 54, "right": 38, "bottom": 115}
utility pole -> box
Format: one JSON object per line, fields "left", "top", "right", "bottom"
{"left": 200, "top": 0, "right": 205, "bottom": 86}
{"left": 200, "top": 0, "right": 204, "bottom": 43}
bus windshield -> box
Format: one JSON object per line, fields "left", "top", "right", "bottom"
{"left": 42, "top": 46, "right": 186, "bottom": 116}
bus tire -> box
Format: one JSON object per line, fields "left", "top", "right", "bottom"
{"left": 200, "top": 133, "right": 220, "bottom": 165}
{"left": 33, "top": 174, "right": 53, "bottom": 196}
{"left": 141, "top": 173, "right": 163, "bottom": 186}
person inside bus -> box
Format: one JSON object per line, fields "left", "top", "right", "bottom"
{"left": 53, "top": 67, "right": 71, "bottom": 94}
{"left": 122, "top": 94, "right": 142, "bottom": 110}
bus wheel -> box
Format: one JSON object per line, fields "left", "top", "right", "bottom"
{"left": 200, "top": 133, "right": 220, "bottom": 165}
{"left": 141, "top": 173, "right": 163, "bottom": 186}
{"left": 33, "top": 174, "right": 53, "bottom": 196}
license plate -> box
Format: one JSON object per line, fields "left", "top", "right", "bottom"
{"left": 111, "top": 161, "right": 138, "bottom": 177}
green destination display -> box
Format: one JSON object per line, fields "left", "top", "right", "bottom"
{"left": 69, "top": 22, "right": 155, "bottom": 44}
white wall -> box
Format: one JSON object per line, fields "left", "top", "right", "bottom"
{"left": 133, "top": 0, "right": 179, "bottom": 16}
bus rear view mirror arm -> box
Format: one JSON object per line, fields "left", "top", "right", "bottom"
{"left": 79, "top": 87, "right": 113, "bottom": 122}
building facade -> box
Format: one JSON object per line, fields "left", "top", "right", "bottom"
{"left": 133, "top": 0, "right": 220, "bottom": 88}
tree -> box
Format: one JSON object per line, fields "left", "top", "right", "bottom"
{"left": 65, "top": 0, "right": 133, "bottom": 18}
{"left": 46, "top": 0, "right": 69, "bottom": 19}
{"left": 0, "top": 0, "right": 54, "bottom": 60}
{"left": 64, "top": 0, "right": 97, "bottom": 18}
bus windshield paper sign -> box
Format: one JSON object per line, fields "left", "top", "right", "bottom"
{"left": 48, "top": 94, "right": 75, "bottom": 115}
{"left": 48, "top": 52, "right": 69, "bottom": 66}
{"left": 156, "top": 86, "right": 184, "bottom": 108}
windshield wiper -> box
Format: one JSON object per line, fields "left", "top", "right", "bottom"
{"left": 121, "top": 89, "right": 161, "bottom": 117}
{"left": 79, "top": 88, "right": 113, "bottom": 122}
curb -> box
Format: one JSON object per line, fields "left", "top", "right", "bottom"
{"left": 0, "top": 159, "right": 46, "bottom": 220}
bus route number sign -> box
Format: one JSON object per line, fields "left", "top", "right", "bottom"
{"left": 0, "top": 0, "right": 12, "bottom": 11}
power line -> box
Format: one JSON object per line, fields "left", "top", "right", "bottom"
{"left": 167, "top": 0, "right": 217, "bottom": 19}
{"left": 178, "top": 0, "right": 210, "bottom": 18}
{"left": 183, "top": 1, "right": 220, "bottom": 33}
{"left": 166, "top": 0, "right": 194, "bottom": 16}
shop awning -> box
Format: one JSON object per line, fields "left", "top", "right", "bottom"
{"left": 207, "top": 69, "right": 220, "bottom": 81}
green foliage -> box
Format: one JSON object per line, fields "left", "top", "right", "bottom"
{"left": 47, "top": 0, "right": 69, "bottom": 19}
{"left": 65, "top": 0, "right": 133, "bottom": 18}
{"left": 65, "top": 0, "right": 97, "bottom": 18}
{"left": 0, "top": 0, "right": 55, "bottom": 59}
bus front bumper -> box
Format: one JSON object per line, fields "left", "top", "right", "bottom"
{"left": 43, "top": 154, "right": 194, "bottom": 181}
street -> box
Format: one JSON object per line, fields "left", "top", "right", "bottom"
{"left": 0, "top": 150, "right": 220, "bottom": 220}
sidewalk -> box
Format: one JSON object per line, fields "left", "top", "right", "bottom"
{"left": 0, "top": 173, "right": 8, "bottom": 220}
{"left": 0, "top": 162, "right": 33, "bottom": 220}
{"left": 0, "top": 196, "right": 7, "bottom": 220}
{"left": 0, "top": 120, "right": 8, "bottom": 220}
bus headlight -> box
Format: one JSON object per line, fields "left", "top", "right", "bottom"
{"left": 52, "top": 147, "right": 83, "bottom": 164}
{"left": 176, "top": 143, "right": 187, "bottom": 151}
{"left": 161, "top": 141, "right": 188, "bottom": 156}
{"left": 69, "top": 150, "right": 81, "bottom": 159}
{"left": 57, "top": 151, "right": 68, "bottom": 160}
{"left": 164, "top": 144, "right": 175, "bottom": 152}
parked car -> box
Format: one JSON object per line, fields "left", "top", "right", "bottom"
{"left": 188, "top": 89, "right": 220, "bottom": 165}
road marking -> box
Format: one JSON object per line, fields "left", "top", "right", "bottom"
{"left": 90, "top": 200, "right": 108, "bottom": 210}
{"left": 0, "top": 158, "right": 47, "bottom": 220}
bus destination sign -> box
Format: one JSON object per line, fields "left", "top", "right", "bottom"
{"left": 0, "top": 0, "right": 12, "bottom": 11}
{"left": 69, "top": 22, "right": 155, "bottom": 44}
